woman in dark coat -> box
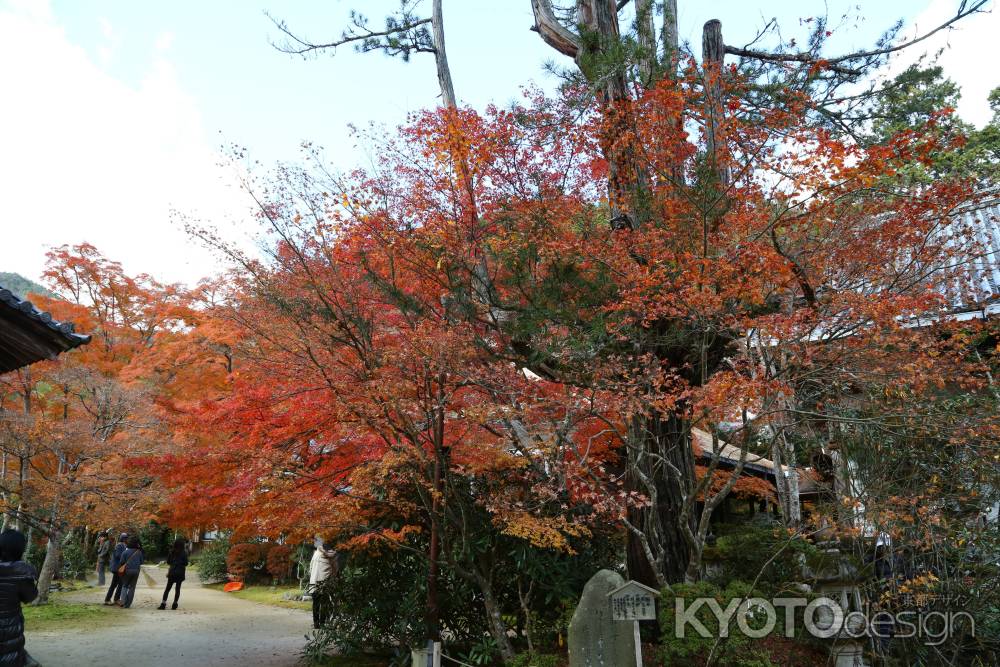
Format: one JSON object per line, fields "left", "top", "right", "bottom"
{"left": 0, "top": 529, "right": 37, "bottom": 667}
{"left": 158, "top": 537, "right": 188, "bottom": 610}
{"left": 117, "top": 536, "right": 144, "bottom": 609}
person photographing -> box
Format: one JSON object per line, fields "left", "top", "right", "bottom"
{"left": 0, "top": 529, "right": 38, "bottom": 667}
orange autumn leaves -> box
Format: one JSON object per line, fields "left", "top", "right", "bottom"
{"left": 122, "top": 62, "right": 994, "bottom": 560}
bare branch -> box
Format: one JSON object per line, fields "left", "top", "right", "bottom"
{"left": 723, "top": 0, "right": 988, "bottom": 77}
{"left": 820, "top": 0, "right": 987, "bottom": 66}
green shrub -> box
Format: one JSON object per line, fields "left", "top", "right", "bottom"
{"left": 60, "top": 538, "right": 89, "bottom": 580}
{"left": 659, "top": 580, "right": 775, "bottom": 667}
{"left": 706, "top": 523, "right": 823, "bottom": 594}
{"left": 508, "top": 653, "right": 562, "bottom": 667}
{"left": 137, "top": 521, "right": 172, "bottom": 559}
{"left": 303, "top": 543, "right": 482, "bottom": 661}
{"left": 196, "top": 537, "right": 230, "bottom": 583}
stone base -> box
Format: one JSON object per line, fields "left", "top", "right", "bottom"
{"left": 831, "top": 640, "right": 869, "bottom": 667}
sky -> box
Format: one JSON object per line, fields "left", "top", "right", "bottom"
{"left": 1, "top": 0, "right": 997, "bottom": 289}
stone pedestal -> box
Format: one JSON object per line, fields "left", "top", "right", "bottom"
{"left": 831, "top": 641, "right": 867, "bottom": 667}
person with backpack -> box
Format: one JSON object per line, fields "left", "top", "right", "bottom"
{"left": 116, "top": 536, "right": 144, "bottom": 609}
{"left": 103, "top": 533, "right": 128, "bottom": 606}
{"left": 157, "top": 538, "right": 188, "bottom": 610}
{"left": 0, "top": 529, "right": 38, "bottom": 667}
{"left": 94, "top": 532, "right": 110, "bottom": 587}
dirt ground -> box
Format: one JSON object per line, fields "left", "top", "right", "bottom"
{"left": 25, "top": 566, "right": 312, "bottom": 667}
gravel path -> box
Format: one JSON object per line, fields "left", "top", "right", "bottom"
{"left": 25, "top": 566, "right": 312, "bottom": 667}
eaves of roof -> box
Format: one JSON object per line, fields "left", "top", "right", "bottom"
{"left": 0, "top": 285, "right": 91, "bottom": 372}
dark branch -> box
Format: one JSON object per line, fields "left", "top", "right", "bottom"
{"left": 267, "top": 11, "right": 433, "bottom": 57}
{"left": 770, "top": 228, "right": 817, "bottom": 306}
{"left": 724, "top": 45, "right": 862, "bottom": 76}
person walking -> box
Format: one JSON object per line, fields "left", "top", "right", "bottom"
{"left": 0, "top": 529, "right": 38, "bottom": 667}
{"left": 308, "top": 536, "right": 339, "bottom": 629}
{"left": 116, "top": 536, "right": 144, "bottom": 609}
{"left": 94, "top": 532, "right": 110, "bottom": 587}
{"left": 157, "top": 538, "right": 187, "bottom": 610}
{"left": 103, "top": 533, "right": 128, "bottom": 606}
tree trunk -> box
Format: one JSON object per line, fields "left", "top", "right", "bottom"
{"left": 635, "top": 0, "right": 657, "bottom": 85}
{"left": 575, "top": 1, "right": 647, "bottom": 228}
{"left": 662, "top": 0, "right": 678, "bottom": 66}
{"left": 426, "top": 452, "right": 442, "bottom": 640}
{"left": 474, "top": 570, "right": 516, "bottom": 663}
{"left": 626, "top": 413, "right": 696, "bottom": 586}
{"left": 772, "top": 431, "right": 801, "bottom": 527}
{"left": 34, "top": 527, "right": 62, "bottom": 605}
{"left": 528, "top": 2, "right": 721, "bottom": 590}
{"left": 21, "top": 526, "right": 33, "bottom": 566}
{"left": 1, "top": 452, "right": 7, "bottom": 531}
{"left": 517, "top": 577, "right": 535, "bottom": 654}
{"left": 431, "top": 0, "right": 456, "bottom": 108}
{"left": 702, "top": 20, "right": 731, "bottom": 187}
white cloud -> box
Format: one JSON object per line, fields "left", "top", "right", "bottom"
{"left": 96, "top": 16, "right": 116, "bottom": 65}
{"left": 4, "top": 0, "right": 47, "bottom": 21}
{"left": 889, "top": 0, "right": 1000, "bottom": 127}
{"left": 154, "top": 31, "right": 174, "bottom": 52}
{"left": 0, "top": 0, "right": 255, "bottom": 288}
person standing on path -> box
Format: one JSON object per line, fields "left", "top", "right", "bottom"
{"left": 158, "top": 537, "right": 188, "bottom": 610}
{"left": 116, "top": 536, "right": 144, "bottom": 609}
{"left": 308, "top": 537, "right": 338, "bottom": 629}
{"left": 103, "top": 533, "right": 128, "bottom": 606}
{"left": 94, "top": 532, "right": 110, "bottom": 587}
{"left": 0, "top": 529, "right": 38, "bottom": 667}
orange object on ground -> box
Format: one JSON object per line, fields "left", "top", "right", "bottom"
{"left": 223, "top": 582, "right": 244, "bottom": 592}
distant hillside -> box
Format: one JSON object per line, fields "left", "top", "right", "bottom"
{"left": 0, "top": 272, "right": 54, "bottom": 300}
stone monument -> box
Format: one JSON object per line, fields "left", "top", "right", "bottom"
{"left": 568, "top": 570, "right": 637, "bottom": 667}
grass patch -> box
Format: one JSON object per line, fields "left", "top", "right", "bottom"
{"left": 204, "top": 583, "right": 311, "bottom": 610}
{"left": 50, "top": 579, "right": 90, "bottom": 594}
{"left": 24, "top": 597, "right": 125, "bottom": 633}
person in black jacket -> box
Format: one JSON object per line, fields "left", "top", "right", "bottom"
{"left": 103, "top": 533, "right": 128, "bottom": 605}
{"left": 158, "top": 538, "right": 188, "bottom": 610}
{"left": 0, "top": 529, "right": 38, "bottom": 667}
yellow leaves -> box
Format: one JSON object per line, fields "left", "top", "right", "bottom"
{"left": 497, "top": 512, "right": 590, "bottom": 554}
{"left": 896, "top": 572, "right": 940, "bottom": 603}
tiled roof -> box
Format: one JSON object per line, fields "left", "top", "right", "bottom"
{"left": 0, "top": 284, "right": 91, "bottom": 372}
{"left": 943, "top": 196, "right": 1000, "bottom": 315}
{"left": 692, "top": 428, "right": 818, "bottom": 494}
